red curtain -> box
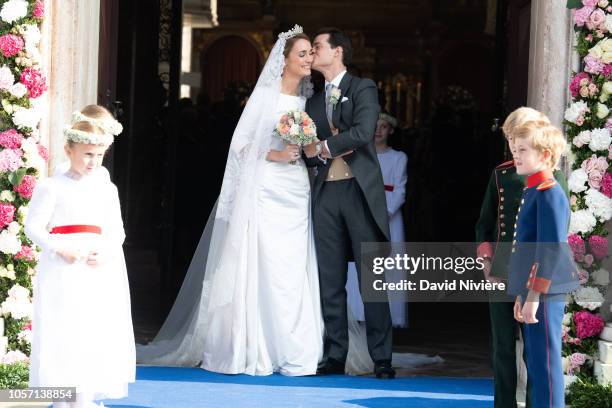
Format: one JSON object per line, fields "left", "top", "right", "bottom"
{"left": 200, "top": 36, "right": 261, "bottom": 102}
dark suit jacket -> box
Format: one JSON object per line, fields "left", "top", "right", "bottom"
{"left": 305, "top": 72, "right": 390, "bottom": 240}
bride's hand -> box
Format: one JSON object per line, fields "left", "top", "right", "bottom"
{"left": 267, "top": 144, "right": 300, "bottom": 163}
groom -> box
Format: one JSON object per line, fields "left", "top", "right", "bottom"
{"left": 303, "top": 27, "right": 395, "bottom": 379}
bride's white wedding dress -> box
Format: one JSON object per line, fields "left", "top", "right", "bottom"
{"left": 202, "top": 93, "right": 323, "bottom": 375}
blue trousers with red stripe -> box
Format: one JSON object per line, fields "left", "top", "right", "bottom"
{"left": 522, "top": 297, "right": 565, "bottom": 408}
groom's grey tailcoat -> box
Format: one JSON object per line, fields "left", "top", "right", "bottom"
{"left": 305, "top": 72, "right": 392, "bottom": 364}
{"left": 306, "top": 73, "right": 390, "bottom": 241}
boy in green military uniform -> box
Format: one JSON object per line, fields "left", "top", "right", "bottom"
{"left": 475, "top": 107, "right": 568, "bottom": 408}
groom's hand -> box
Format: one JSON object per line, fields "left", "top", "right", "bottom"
{"left": 303, "top": 141, "right": 322, "bottom": 158}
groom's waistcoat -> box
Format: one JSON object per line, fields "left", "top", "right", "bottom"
{"left": 306, "top": 73, "right": 390, "bottom": 241}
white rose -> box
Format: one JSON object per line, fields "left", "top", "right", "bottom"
{"left": 289, "top": 123, "right": 300, "bottom": 136}
{"left": 585, "top": 188, "right": 612, "bottom": 220}
{"left": 606, "top": 14, "right": 612, "bottom": 34}
{"left": 573, "top": 130, "right": 592, "bottom": 148}
{"left": 7, "top": 221, "right": 20, "bottom": 235}
{"left": 590, "top": 42, "right": 604, "bottom": 59}
{"left": 21, "top": 24, "right": 41, "bottom": 49}
{"left": 12, "top": 107, "right": 40, "bottom": 130}
{"left": 588, "top": 128, "right": 612, "bottom": 151}
{"left": 0, "top": 0, "right": 28, "bottom": 24}
{"left": 17, "top": 205, "right": 28, "bottom": 221}
{"left": 569, "top": 209, "right": 597, "bottom": 234}
{"left": 573, "top": 286, "right": 605, "bottom": 310}
{"left": 562, "top": 312, "right": 572, "bottom": 326}
{"left": 600, "top": 0, "right": 610, "bottom": 8}
{"left": 600, "top": 38, "right": 612, "bottom": 63}
{"left": 0, "top": 190, "right": 15, "bottom": 202}
{"left": 8, "top": 284, "right": 28, "bottom": 299}
{"left": 8, "top": 82, "right": 27, "bottom": 98}
{"left": 568, "top": 168, "right": 589, "bottom": 193}
{"left": 591, "top": 268, "right": 610, "bottom": 286}
{"left": 0, "top": 65, "right": 14, "bottom": 90}
{"left": 0, "top": 230, "right": 21, "bottom": 255}
{"left": 596, "top": 102, "right": 610, "bottom": 119}
{"left": 564, "top": 101, "right": 589, "bottom": 124}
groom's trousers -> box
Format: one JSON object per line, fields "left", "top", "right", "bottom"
{"left": 313, "top": 178, "right": 393, "bottom": 364}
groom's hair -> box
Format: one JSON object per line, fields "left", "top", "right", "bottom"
{"left": 316, "top": 27, "right": 352, "bottom": 67}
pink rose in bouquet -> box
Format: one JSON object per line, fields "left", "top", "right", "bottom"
{"left": 581, "top": 154, "right": 609, "bottom": 189}
{"left": 569, "top": 234, "right": 586, "bottom": 261}
{"left": 574, "top": 310, "right": 605, "bottom": 339}
{"left": 574, "top": 6, "right": 595, "bottom": 26}
{"left": 0, "top": 203, "right": 15, "bottom": 228}
{"left": 601, "top": 172, "right": 612, "bottom": 198}
{"left": 587, "top": 8, "right": 606, "bottom": 30}
{"left": 568, "top": 352, "right": 588, "bottom": 375}
{"left": 570, "top": 72, "right": 591, "bottom": 98}
{"left": 13, "top": 174, "right": 36, "bottom": 199}
{"left": 588, "top": 234, "right": 609, "bottom": 259}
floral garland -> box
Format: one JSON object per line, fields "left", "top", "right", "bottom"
{"left": 0, "top": 0, "right": 47, "bottom": 369}
{"left": 563, "top": 0, "right": 612, "bottom": 385}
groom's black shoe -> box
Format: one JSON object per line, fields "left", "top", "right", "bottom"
{"left": 374, "top": 360, "right": 396, "bottom": 379}
{"left": 316, "top": 358, "right": 345, "bottom": 375}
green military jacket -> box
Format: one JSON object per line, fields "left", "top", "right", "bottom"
{"left": 475, "top": 160, "right": 569, "bottom": 279}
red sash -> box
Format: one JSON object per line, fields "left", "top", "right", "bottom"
{"left": 50, "top": 225, "right": 102, "bottom": 235}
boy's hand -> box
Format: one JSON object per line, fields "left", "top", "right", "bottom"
{"left": 521, "top": 290, "right": 540, "bottom": 324}
{"left": 56, "top": 249, "right": 81, "bottom": 264}
{"left": 513, "top": 296, "right": 523, "bottom": 322}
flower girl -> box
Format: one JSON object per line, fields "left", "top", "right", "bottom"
{"left": 25, "top": 113, "right": 135, "bottom": 408}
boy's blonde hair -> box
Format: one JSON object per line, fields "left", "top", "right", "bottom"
{"left": 513, "top": 120, "right": 566, "bottom": 170}
{"left": 502, "top": 107, "right": 550, "bottom": 138}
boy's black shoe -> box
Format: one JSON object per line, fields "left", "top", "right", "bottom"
{"left": 374, "top": 360, "right": 396, "bottom": 379}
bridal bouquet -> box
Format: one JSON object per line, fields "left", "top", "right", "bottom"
{"left": 274, "top": 110, "right": 317, "bottom": 164}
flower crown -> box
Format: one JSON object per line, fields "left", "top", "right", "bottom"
{"left": 63, "top": 126, "right": 114, "bottom": 146}
{"left": 278, "top": 24, "right": 303, "bottom": 41}
{"left": 71, "top": 111, "right": 123, "bottom": 136}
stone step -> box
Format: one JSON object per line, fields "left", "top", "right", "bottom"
{"left": 594, "top": 361, "right": 612, "bottom": 386}
{"left": 599, "top": 340, "right": 612, "bottom": 364}
{"left": 601, "top": 325, "right": 612, "bottom": 342}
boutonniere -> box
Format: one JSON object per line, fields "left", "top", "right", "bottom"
{"left": 330, "top": 87, "right": 341, "bottom": 110}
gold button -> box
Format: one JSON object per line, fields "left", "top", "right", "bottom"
{"left": 502, "top": 170, "right": 507, "bottom": 174}
{"left": 501, "top": 223, "right": 506, "bottom": 227}
{"left": 500, "top": 205, "right": 504, "bottom": 210}
{"left": 513, "top": 232, "right": 517, "bottom": 237}
{"left": 501, "top": 232, "right": 506, "bottom": 236}
{"left": 521, "top": 199, "right": 525, "bottom": 204}
{"left": 501, "top": 197, "right": 505, "bottom": 202}
{"left": 514, "top": 223, "right": 517, "bottom": 228}
{"left": 500, "top": 188, "right": 505, "bottom": 193}
{"left": 500, "top": 214, "right": 505, "bottom": 219}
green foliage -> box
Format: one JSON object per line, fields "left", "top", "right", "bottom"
{"left": 566, "top": 378, "right": 612, "bottom": 408}
{"left": 0, "top": 362, "right": 28, "bottom": 389}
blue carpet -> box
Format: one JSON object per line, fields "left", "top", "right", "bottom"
{"left": 100, "top": 366, "right": 493, "bottom": 408}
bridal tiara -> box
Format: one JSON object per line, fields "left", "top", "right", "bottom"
{"left": 278, "top": 24, "right": 303, "bottom": 41}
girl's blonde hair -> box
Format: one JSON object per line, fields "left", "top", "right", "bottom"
{"left": 502, "top": 107, "right": 550, "bottom": 138}
{"left": 513, "top": 120, "right": 566, "bottom": 169}
{"left": 80, "top": 104, "right": 114, "bottom": 120}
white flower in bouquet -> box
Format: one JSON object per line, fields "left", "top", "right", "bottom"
{"left": 568, "top": 168, "right": 589, "bottom": 193}
{"left": 564, "top": 101, "right": 589, "bottom": 124}
{"left": 591, "top": 268, "right": 610, "bottom": 286}
{"left": 585, "top": 188, "right": 612, "bottom": 220}
{"left": 0, "top": 65, "right": 14, "bottom": 90}
{"left": 289, "top": 123, "right": 300, "bottom": 136}
{"left": 0, "top": 190, "right": 15, "bottom": 202}
{"left": 573, "top": 286, "right": 605, "bottom": 310}
{"left": 17, "top": 328, "right": 31, "bottom": 344}
{"left": 607, "top": 14, "right": 612, "bottom": 34}
{"left": 8, "top": 82, "right": 27, "bottom": 99}
{"left": 573, "top": 130, "right": 592, "bottom": 148}
{"left": 1, "top": 350, "right": 28, "bottom": 364}
{"left": 0, "top": 0, "right": 28, "bottom": 24}
{"left": 17, "top": 205, "right": 28, "bottom": 221}
{"left": 589, "top": 128, "right": 612, "bottom": 151}
{"left": 20, "top": 24, "right": 41, "bottom": 51}
{"left": 7, "top": 221, "right": 20, "bottom": 235}
{"left": 12, "top": 107, "right": 41, "bottom": 130}
{"left": 0, "top": 230, "right": 21, "bottom": 255}
{"left": 562, "top": 312, "right": 572, "bottom": 326}
{"left": 569, "top": 209, "right": 597, "bottom": 234}
{"left": 601, "top": 38, "right": 612, "bottom": 63}
{"left": 596, "top": 102, "right": 610, "bottom": 119}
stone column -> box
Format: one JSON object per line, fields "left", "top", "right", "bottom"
{"left": 39, "top": 0, "right": 101, "bottom": 174}
{"left": 527, "top": 1, "right": 577, "bottom": 129}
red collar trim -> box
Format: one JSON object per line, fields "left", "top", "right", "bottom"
{"left": 526, "top": 169, "right": 553, "bottom": 188}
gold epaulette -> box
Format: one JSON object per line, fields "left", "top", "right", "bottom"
{"left": 536, "top": 179, "right": 557, "bottom": 191}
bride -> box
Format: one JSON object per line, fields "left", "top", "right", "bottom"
{"left": 137, "top": 25, "right": 324, "bottom": 376}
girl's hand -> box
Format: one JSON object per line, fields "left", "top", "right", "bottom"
{"left": 513, "top": 296, "right": 523, "bottom": 323}
{"left": 56, "top": 249, "right": 81, "bottom": 264}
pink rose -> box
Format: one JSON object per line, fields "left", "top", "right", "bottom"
{"left": 586, "top": 34, "right": 594, "bottom": 42}
{"left": 15, "top": 245, "right": 34, "bottom": 261}
{"left": 585, "top": 54, "right": 605, "bottom": 74}
{"left": 13, "top": 174, "right": 36, "bottom": 199}
{"left": 32, "top": 0, "right": 44, "bottom": 19}
{"left": 581, "top": 155, "right": 609, "bottom": 189}
{"left": 588, "top": 83, "right": 599, "bottom": 96}
{"left": 570, "top": 72, "right": 591, "bottom": 97}
{"left": 577, "top": 116, "right": 585, "bottom": 126}
{"left": 580, "top": 87, "right": 590, "bottom": 98}
{"left": 19, "top": 67, "right": 47, "bottom": 99}
{"left": 604, "top": 64, "right": 612, "bottom": 77}
{"left": 0, "top": 34, "right": 24, "bottom": 58}
{"left": 588, "top": 235, "right": 609, "bottom": 259}
{"left": 575, "top": 6, "right": 596, "bottom": 26}
{"left": 579, "top": 268, "right": 590, "bottom": 284}
{"left": 0, "top": 129, "right": 23, "bottom": 149}
{"left": 601, "top": 172, "right": 612, "bottom": 198}
{"left": 588, "top": 8, "right": 607, "bottom": 30}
